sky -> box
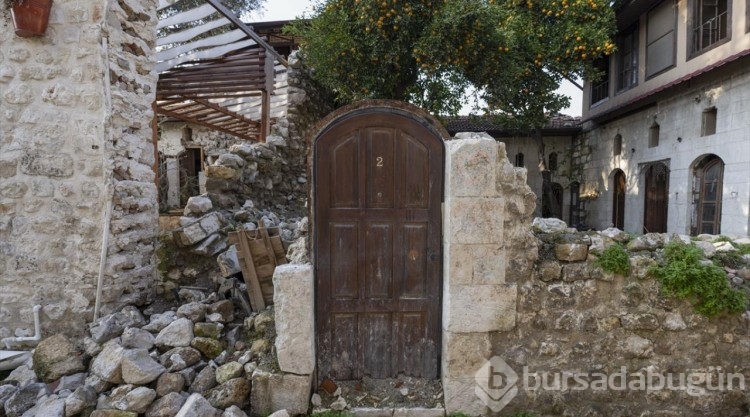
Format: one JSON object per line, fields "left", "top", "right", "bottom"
{"left": 249, "top": 0, "right": 583, "bottom": 117}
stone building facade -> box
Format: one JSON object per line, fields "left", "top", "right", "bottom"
{"left": 579, "top": 0, "right": 750, "bottom": 236}
{"left": 0, "top": 0, "right": 159, "bottom": 337}
{"left": 445, "top": 116, "right": 581, "bottom": 225}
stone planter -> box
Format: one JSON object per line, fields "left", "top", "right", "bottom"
{"left": 11, "top": 0, "right": 53, "bottom": 37}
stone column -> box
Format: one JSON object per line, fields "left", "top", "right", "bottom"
{"left": 442, "top": 133, "right": 525, "bottom": 415}
{"left": 259, "top": 263, "right": 314, "bottom": 416}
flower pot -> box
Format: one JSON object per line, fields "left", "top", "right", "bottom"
{"left": 11, "top": 0, "right": 53, "bottom": 37}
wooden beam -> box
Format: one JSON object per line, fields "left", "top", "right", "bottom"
{"left": 260, "top": 90, "right": 269, "bottom": 143}
{"left": 156, "top": 105, "right": 258, "bottom": 142}
{"left": 152, "top": 102, "right": 160, "bottom": 197}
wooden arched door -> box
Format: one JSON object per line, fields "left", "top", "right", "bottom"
{"left": 612, "top": 170, "right": 626, "bottom": 229}
{"left": 314, "top": 106, "right": 444, "bottom": 381}
{"left": 694, "top": 156, "right": 724, "bottom": 235}
{"left": 643, "top": 162, "right": 669, "bottom": 233}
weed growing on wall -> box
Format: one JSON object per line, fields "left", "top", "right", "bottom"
{"left": 650, "top": 242, "right": 747, "bottom": 317}
{"left": 595, "top": 243, "right": 631, "bottom": 276}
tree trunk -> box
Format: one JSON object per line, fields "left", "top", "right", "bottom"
{"left": 534, "top": 127, "right": 561, "bottom": 219}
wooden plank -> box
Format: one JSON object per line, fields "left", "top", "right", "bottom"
{"left": 260, "top": 90, "right": 269, "bottom": 143}
{"left": 269, "top": 236, "right": 287, "bottom": 264}
{"left": 152, "top": 102, "right": 160, "bottom": 197}
{"left": 259, "top": 227, "right": 277, "bottom": 269}
{"left": 236, "top": 230, "right": 265, "bottom": 311}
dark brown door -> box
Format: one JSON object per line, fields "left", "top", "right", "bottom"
{"left": 643, "top": 163, "right": 669, "bottom": 233}
{"left": 612, "top": 170, "right": 626, "bottom": 229}
{"left": 696, "top": 157, "right": 723, "bottom": 235}
{"left": 314, "top": 110, "right": 443, "bottom": 381}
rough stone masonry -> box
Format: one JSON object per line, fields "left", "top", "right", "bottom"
{"left": 0, "top": 0, "right": 159, "bottom": 338}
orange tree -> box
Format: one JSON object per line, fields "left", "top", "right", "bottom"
{"left": 289, "top": 0, "right": 616, "bottom": 213}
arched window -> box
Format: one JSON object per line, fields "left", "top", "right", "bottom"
{"left": 548, "top": 152, "right": 558, "bottom": 172}
{"left": 612, "top": 169, "right": 626, "bottom": 229}
{"left": 613, "top": 134, "right": 622, "bottom": 156}
{"left": 692, "top": 155, "right": 724, "bottom": 235}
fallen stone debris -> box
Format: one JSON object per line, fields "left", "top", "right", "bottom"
{"left": 0, "top": 292, "right": 291, "bottom": 417}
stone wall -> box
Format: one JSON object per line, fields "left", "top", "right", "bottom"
{"left": 490, "top": 226, "right": 750, "bottom": 416}
{"left": 0, "top": 0, "right": 158, "bottom": 338}
{"left": 441, "top": 134, "right": 750, "bottom": 416}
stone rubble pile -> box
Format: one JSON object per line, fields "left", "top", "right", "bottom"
{"left": 161, "top": 193, "right": 308, "bottom": 294}
{"left": 0, "top": 294, "right": 308, "bottom": 417}
{"left": 202, "top": 138, "right": 307, "bottom": 214}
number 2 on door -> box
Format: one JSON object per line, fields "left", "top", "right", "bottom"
{"left": 376, "top": 157, "right": 384, "bottom": 167}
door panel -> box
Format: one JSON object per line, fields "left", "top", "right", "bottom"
{"left": 364, "top": 222, "right": 394, "bottom": 299}
{"left": 366, "top": 129, "right": 396, "bottom": 208}
{"left": 331, "top": 137, "right": 359, "bottom": 208}
{"left": 644, "top": 163, "right": 669, "bottom": 233}
{"left": 315, "top": 110, "right": 443, "bottom": 381}
{"left": 403, "top": 134, "right": 430, "bottom": 208}
{"left": 401, "top": 223, "right": 428, "bottom": 298}
{"left": 696, "top": 158, "right": 723, "bottom": 235}
{"left": 613, "top": 170, "right": 626, "bottom": 230}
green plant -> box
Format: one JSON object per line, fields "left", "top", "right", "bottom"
{"left": 650, "top": 242, "right": 747, "bottom": 317}
{"left": 736, "top": 244, "right": 750, "bottom": 256}
{"left": 714, "top": 251, "right": 748, "bottom": 270}
{"left": 595, "top": 243, "right": 631, "bottom": 276}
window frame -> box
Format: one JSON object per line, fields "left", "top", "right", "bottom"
{"left": 590, "top": 56, "right": 611, "bottom": 106}
{"left": 616, "top": 24, "right": 639, "bottom": 93}
{"left": 613, "top": 134, "right": 623, "bottom": 156}
{"left": 646, "top": 0, "right": 678, "bottom": 80}
{"left": 648, "top": 121, "right": 660, "bottom": 148}
{"left": 701, "top": 107, "right": 717, "bottom": 136}
{"left": 688, "top": 0, "right": 732, "bottom": 59}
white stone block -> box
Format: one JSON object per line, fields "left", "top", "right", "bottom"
{"left": 446, "top": 136, "right": 497, "bottom": 198}
{"left": 442, "top": 378, "right": 489, "bottom": 416}
{"left": 441, "top": 332, "right": 491, "bottom": 379}
{"left": 273, "top": 264, "right": 315, "bottom": 375}
{"left": 446, "top": 244, "right": 505, "bottom": 285}
{"left": 251, "top": 371, "right": 312, "bottom": 416}
{"left": 444, "top": 284, "right": 517, "bottom": 333}
{"left": 446, "top": 197, "right": 504, "bottom": 245}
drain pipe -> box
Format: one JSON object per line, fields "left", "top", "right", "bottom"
{"left": 1, "top": 305, "right": 42, "bottom": 349}
{"left": 93, "top": 35, "right": 114, "bottom": 324}
{"left": 93, "top": 197, "right": 114, "bottom": 322}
